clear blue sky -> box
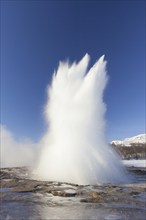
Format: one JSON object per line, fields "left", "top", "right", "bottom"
{"left": 1, "top": 1, "right": 145, "bottom": 141}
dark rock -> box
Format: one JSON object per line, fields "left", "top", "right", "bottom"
{"left": 111, "top": 143, "right": 146, "bottom": 160}
{"left": 50, "top": 190, "right": 76, "bottom": 197}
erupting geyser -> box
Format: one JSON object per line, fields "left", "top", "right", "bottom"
{"left": 36, "top": 54, "right": 126, "bottom": 184}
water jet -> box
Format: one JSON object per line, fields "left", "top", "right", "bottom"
{"left": 36, "top": 54, "right": 126, "bottom": 185}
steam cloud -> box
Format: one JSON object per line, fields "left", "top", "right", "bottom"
{"left": 35, "top": 54, "right": 126, "bottom": 184}
{"left": 0, "top": 125, "right": 36, "bottom": 168}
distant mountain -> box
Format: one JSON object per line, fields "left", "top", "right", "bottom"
{"left": 111, "top": 134, "right": 146, "bottom": 160}
{"left": 111, "top": 134, "right": 146, "bottom": 147}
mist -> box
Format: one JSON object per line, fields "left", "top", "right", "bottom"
{"left": 0, "top": 125, "right": 36, "bottom": 168}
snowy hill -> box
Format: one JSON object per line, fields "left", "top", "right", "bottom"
{"left": 111, "top": 134, "right": 146, "bottom": 147}
{"left": 111, "top": 134, "right": 146, "bottom": 160}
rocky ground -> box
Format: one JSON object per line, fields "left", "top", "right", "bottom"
{"left": 0, "top": 166, "right": 146, "bottom": 220}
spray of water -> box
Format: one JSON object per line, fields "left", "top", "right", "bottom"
{"left": 35, "top": 54, "right": 126, "bottom": 184}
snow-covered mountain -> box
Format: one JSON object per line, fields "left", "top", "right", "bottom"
{"left": 111, "top": 134, "right": 146, "bottom": 147}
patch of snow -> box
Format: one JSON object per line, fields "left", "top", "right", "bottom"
{"left": 59, "top": 184, "right": 77, "bottom": 189}
{"left": 3, "top": 179, "right": 12, "bottom": 182}
{"left": 64, "top": 189, "right": 76, "bottom": 194}
{"left": 122, "top": 159, "right": 146, "bottom": 168}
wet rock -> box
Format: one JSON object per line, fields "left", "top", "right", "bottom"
{"left": 0, "top": 179, "right": 19, "bottom": 188}
{"left": 129, "top": 191, "right": 140, "bottom": 196}
{"left": 90, "top": 191, "right": 106, "bottom": 198}
{"left": 48, "top": 189, "right": 77, "bottom": 197}
{"left": 80, "top": 197, "right": 104, "bottom": 203}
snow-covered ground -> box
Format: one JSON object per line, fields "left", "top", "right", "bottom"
{"left": 123, "top": 159, "right": 146, "bottom": 168}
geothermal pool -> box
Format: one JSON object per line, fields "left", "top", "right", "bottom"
{"left": 0, "top": 163, "right": 146, "bottom": 220}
